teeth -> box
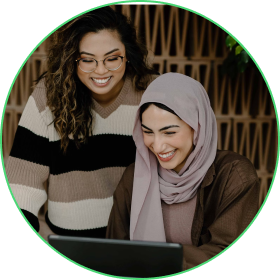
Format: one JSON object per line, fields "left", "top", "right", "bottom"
{"left": 92, "top": 77, "right": 111, "bottom": 84}
{"left": 158, "top": 150, "right": 176, "bottom": 159}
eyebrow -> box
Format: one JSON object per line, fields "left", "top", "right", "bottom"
{"left": 141, "top": 124, "right": 179, "bottom": 132}
{"left": 79, "top": 48, "right": 120, "bottom": 57}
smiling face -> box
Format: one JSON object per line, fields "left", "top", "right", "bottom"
{"left": 77, "top": 30, "right": 127, "bottom": 106}
{"left": 141, "top": 104, "right": 194, "bottom": 173}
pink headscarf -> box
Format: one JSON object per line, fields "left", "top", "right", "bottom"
{"left": 130, "top": 73, "right": 217, "bottom": 242}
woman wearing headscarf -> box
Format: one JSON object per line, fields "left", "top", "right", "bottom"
{"left": 106, "top": 73, "right": 260, "bottom": 270}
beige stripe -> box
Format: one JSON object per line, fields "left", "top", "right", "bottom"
{"left": 48, "top": 196, "right": 113, "bottom": 230}
{"left": 5, "top": 156, "right": 49, "bottom": 191}
{"left": 10, "top": 183, "right": 48, "bottom": 217}
{"left": 48, "top": 167, "right": 126, "bottom": 202}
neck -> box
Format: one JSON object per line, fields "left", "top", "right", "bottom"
{"left": 91, "top": 78, "right": 125, "bottom": 107}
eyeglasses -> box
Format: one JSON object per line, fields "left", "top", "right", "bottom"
{"left": 76, "top": 55, "right": 125, "bottom": 73}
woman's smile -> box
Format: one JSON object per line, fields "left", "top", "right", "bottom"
{"left": 157, "top": 149, "right": 177, "bottom": 162}
{"left": 91, "top": 76, "right": 112, "bottom": 87}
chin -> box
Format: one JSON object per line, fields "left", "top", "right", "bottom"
{"left": 159, "top": 161, "right": 177, "bottom": 170}
{"left": 92, "top": 87, "right": 112, "bottom": 95}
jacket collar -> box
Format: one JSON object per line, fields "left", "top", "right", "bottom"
{"left": 191, "top": 162, "right": 216, "bottom": 246}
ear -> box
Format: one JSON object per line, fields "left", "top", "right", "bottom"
{"left": 193, "top": 124, "right": 200, "bottom": 146}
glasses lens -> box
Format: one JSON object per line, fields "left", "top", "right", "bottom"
{"left": 78, "top": 58, "right": 97, "bottom": 72}
{"left": 105, "top": 56, "right": 123, "bottom": 70}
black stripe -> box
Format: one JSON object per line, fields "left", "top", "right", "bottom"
{"left": 49, "top": 134, "right": 136, "bottom": 175}
{"left": 10, "top": 126, "right": 50, "bottom": 166}
{"left": 21, "top": 209, "right": 40, "bottom": 232}
{"left": 10, "top": 126, "right": 136, "bottom": 175}
{"left": 45, "top": 212, "right": 106, "bottom": 238}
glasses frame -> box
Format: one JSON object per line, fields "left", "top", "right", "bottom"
{"left": 76, "top": 55, "right": 126, "bottom": 73}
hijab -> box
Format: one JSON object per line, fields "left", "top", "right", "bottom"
{"left": 130, "top": 73, "right": 217, "bottom": 242}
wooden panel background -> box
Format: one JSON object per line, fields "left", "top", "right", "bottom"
{"left": 2, "top": 5, "right": 277, "bottom": 207}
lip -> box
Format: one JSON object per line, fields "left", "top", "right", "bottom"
{"left": 157, "top": 149, "right": 177, "bottom": 162}
{"left": 92, "top": 76, "right": 111, "bottom": 79}
{"left": 91, "top": 76, "right": 112, "bottom": 87}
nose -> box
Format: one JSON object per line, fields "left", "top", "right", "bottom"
{"left": 151, "top": 135, "right": 166, "bottom": 154}
{"left": 94, "top": 61, "right": 109, "bottom": 75}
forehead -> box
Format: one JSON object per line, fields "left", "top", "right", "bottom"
{"left": 141, "top": 105, "right": 181, "bottom": 126}
{"left": 79, "top": 30, "right": 125, "bottom": 53}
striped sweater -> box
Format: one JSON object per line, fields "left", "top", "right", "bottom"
{"left": 6, "top": 75, "right": 153, "bottom": 237}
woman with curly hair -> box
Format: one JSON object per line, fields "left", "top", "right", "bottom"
{"left": 6, "top": 6, "right": 158, "bottom": 238}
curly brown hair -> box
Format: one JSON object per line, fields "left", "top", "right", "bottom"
{"left": 40, "top": 6, "right": 157, "bottom": 153}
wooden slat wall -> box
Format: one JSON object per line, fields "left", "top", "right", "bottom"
{"left": 2, "top": 5, "right": 276, "bottom": 206}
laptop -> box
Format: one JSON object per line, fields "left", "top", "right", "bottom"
{"left": 48, "top": 235, "right": 183, "bottom": 277}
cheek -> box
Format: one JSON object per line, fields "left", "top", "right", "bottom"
{"left": 170, "top": 136, "right": 185, "bottom": 149}
{"left": 143, "top": 134, "right": 152, "bottom": 148}
{"left": 77, "top": 68, "right": 86, "bottom": 81}
{"left": 116, "top": 63, "right": 126, "bottom": 76}
{"left": 173, "top": 133, "right": 193, "bottom": 150}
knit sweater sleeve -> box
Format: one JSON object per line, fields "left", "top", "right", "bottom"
{"left": 5, "top": 80, "right": 50, "bottom": 232}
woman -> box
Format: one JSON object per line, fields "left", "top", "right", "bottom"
{"left": 106, "top": 73, "right": 260, "bottom": 270}
{"left": 6, "top": 7, "right": 157, "bottom": 237}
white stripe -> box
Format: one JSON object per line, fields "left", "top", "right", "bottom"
{"left": 42, "top": 104, "right": 138, "bottom": 142}
{"left": 18, "top": 96, "right": 60, "bottom": 142}
{"left": 42, "top": 107, "right": 60, "bottom": 142}
{"left": 92, "top": 105, "right": 138, "bottom": 136}
{"left": 48, "top": 196, "right": 113, "bottom": 230}
{"left": 21, "top": 101, "right": 138, "bottom": 142}
{"left": 18, "top": 96, "right": 49, "bottom": 138}
{"left": 10, "top": 184, "right": 47, "bottom": 217}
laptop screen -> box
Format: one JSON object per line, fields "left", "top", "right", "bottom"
{"left": 48, "top": 235, "right": 183, "bottom": 277}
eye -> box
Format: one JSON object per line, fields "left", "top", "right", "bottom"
{"left": 81, "top": 58, "right": 94, "bottom": 63}
{"left": 143, "top": 130, "right": 153, "bottom": 134}
{"left": 165, "top": 132, "right": 176, "bottom": 135}
{"left": 107, "top": 56, "right": 119, "bottom": 62}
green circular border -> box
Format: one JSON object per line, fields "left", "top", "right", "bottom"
{"left": 1, "top": 1, "right": 278, "bottom": 279}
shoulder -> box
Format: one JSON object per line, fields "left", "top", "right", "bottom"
{"left": 30, "top": 78, "right": 48, "bottom": 113}
{"left": 122, "top": 163, "right": 135, "bottom": 188}
{"left": 21, "top": 78, "right": 53, "bottom": 128}
{"left": 212, "top": 150, "right": 259, "bottom": 194}
{"left": 115, "top": 163, "right": 135, "bottom": 195}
